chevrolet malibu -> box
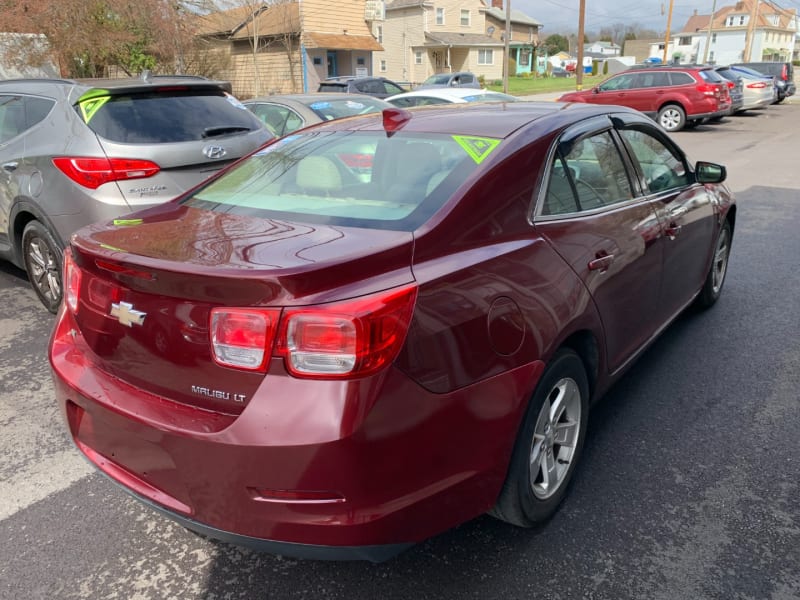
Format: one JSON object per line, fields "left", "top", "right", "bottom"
{"left": 50, "top": 102, "right": 735, "bottom": 562}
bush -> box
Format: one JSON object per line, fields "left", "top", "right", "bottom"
{"left": 508, "top": 57, "right": 518, "bottom": 77}
{"left": 478, "top": 74, "right": 486, "bottom": 87}
{"left": 591, "top": 60, "right": 598, "bottom": 76}
{"left": 602, "top": 61, "right": 608, "bottom": 75}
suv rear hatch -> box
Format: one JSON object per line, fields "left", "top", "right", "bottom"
{"left": 72, "top": 82, "right": 271, "bottom": 208}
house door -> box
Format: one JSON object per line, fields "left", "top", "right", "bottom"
{"left": 327, "top": 51, "right": 338, "bottom": 77}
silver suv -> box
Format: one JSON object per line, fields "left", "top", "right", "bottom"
{"left": 0, "top": 74, "right": 271, "bottom": 312}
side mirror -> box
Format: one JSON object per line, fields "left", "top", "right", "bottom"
{"left": 695, "top": 161, "right": 727, "bottom": 184}
{"left": 593, "top": 87, "right": 600, "bottom": 94}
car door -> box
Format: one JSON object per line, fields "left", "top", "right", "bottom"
{"left": 593, "top": 72, "right": 638, "bottom": 108}
{"left": 616, "top": 119, "right": 717, "bottom": 322}
{"left": 535, "top": 117, "right": 663, "bottom": 373}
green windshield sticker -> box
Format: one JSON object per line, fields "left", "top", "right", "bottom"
{"left": 452, "top": 135, "right": 501, "bottom": 164}
{"left": 113, "top": 218, "right": 143, "bottom": 227}
{"left": 78, "top": 94, "right": 111, "bottom": 123}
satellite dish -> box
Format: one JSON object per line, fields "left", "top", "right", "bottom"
{"left": 487, "top": 26, "right": 495, "bottom": 35}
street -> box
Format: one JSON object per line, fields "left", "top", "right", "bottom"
{"left": 2, "top": 102, "right": 799, "bottom": 600}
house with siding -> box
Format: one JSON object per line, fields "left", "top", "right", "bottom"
{"left": 194, "top": 1, "right": 383, "bottom": 98}
{"left": 677, "top": 1, "right": 798, "bottom": 64}
{"left": 372, "top": 0, "right": 541, "bottom": 86}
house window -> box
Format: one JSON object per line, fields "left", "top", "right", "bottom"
{"left": 415, "top": 51, "right": 423, "bottom": 65}
{"left": 712, "top": 33, "right": 717, "bottom": 43}
{"left": 739, "top": 15, "right": 746, "bottom": 25}
{"left": 709, "top": 51, "right": 715, "bottom": 61}
{"left": 436, "top": 7, "right": 444, "bottom": 25}
{"left": 376, "top": 25, "right": 383, "bottom": 44}
{"left": 357, "top": 57, "right": 365, "bottom": 66}
{"left": 478, "top": 49, "right": 494, "bottom": 65}
{"left": 679, "top": 36, "right": 691, "bottom": 45}
{"left": 519, "top": 49, "right": 531, "bottom": 66}
{"left": 313, "top": 57, "right": 322, "bottom": 65}
{"left": 460, "top": 9, "right": 470, "bottom": 26}
{"left": 380, "top": 59, "right": 387, "bottom": 72}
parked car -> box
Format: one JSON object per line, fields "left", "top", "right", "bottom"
{"left": 386, "top": 87, "right": 518, "bottom": 107}
{"left": 712, "top": 66, "right": 745, "bottom": 115}
{"left": 717, "top": 66, "right": 773, "bottom": 112}
{"left": 732, "top": 61, "right": 795, "bottom": 102}
{"left": 730, "top": 64, "right": 780, "bottom": 105}
{"left": 558, "top": 65, "right": 732, "bottom": 132}
{"left": 551, "top": 67, "right": 572, "bottom": 78}
{"left": 244, "top": 93, "right": 392, "bottom": 137}
{"left": 50, "top": 102, "right": 735, "bottom": 562}
{"left": 0, "top": 75, "right": 270, "bottom": 312}
{"left": 415, "top": 71, "right": 480, "bottom": 89}
{"left": 317, "top": 76, "right": 407, "bottom": 99}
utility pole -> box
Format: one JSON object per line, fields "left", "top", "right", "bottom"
{"left": 662, "top": 0, "right": 675, "bottom": 63}
{"left": 743, "top": 0, "right": 760, "bottom": 62}
{"left": 576, "top": 0, "right": 585, "bottom": 90}
{"left": 703, "top": 0, "right": 718, "bottom": 63}
{"left": 503, "top": 0, "right": 511, "bottom": 93}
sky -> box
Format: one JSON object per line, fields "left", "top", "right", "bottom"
{"left": 509, "top": 0, "right": 737, "bottom": 36}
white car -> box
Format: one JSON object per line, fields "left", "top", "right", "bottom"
{"left": 386, "top": 87, "right": 518, "bottom": 108}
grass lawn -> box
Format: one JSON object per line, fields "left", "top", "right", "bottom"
{"left": 485, "top": 74, "right": 606, "bottom": 96}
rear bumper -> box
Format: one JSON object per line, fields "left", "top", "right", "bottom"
{"left": 50, "top": 305, "right": 543, "bottom": 559}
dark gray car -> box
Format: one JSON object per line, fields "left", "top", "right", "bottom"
{"left": 0, "top": 74, "right": 271, "bottom": 312}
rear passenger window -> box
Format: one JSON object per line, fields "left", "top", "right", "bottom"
{"left": 0, "top": 95, "right": 54, "bottom": 143}
{"left": 620, "top": 128, "right": 689, "bottom": 194}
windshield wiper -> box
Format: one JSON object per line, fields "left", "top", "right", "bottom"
{"left": 202, "top": 126, "right": 251, "bottom": 138}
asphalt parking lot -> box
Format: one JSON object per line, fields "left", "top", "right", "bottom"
{"left": 1, "top": 98, "right": 799, "bottom": 599}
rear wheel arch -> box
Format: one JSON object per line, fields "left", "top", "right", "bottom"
{"left": 558, "top": 330, "right": 600, "bottom": 401}
{"left": 11, "top": 203, "right": 65, "bottom": 264}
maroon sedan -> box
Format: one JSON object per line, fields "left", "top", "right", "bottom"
{"left": 50, "top": 102, "right": 735, "bottom": 561}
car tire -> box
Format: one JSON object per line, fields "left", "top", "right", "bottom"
{"left": 22, "top": 220, "right": 63, "bottom": 314}
{"left": 696, "top": 220, "right": 732, "bottom": 309}
{"left": 490, "top": 349, "right": 589, "bottom": 527}
{"left": 657, "top": 104, "right": 686, "bottom": 132}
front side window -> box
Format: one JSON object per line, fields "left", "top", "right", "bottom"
{"left": 599, "top": 73, "right": 637, "bottom": 91}
{"left": 436, "top": 7, "right": 445, "bottom": 25}
{"left": 184, "top": 131, "right": 494, "bottom": 231}
{"left": 619, "top": 128, "right": 688, "bottom": 194}
{"left": 478, "top": 49, "right": 494, "bottom": 65}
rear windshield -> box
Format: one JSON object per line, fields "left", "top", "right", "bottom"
{"left": 422, "top": 74, "right": 452, "bottom": 85}
{"left": 698, "top": 69, "right": 725, "bottom": 83}
{"left": 183, "top": 130, "right": 494, "bottom": 231}
{"left": 318, "top": 83, "right": 349, "bottom": 93}
{"left": 77, "top": 90, "right": 263, "bottom": 143}
{"left": 305, "top": 97, "right": 388, "bottom": 120}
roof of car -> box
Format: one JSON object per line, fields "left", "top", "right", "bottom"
{"left": 387, "top": 87, "right": 506, "bottom": 100}
{"left": 0, "top": 74, "right": 232, "bottom": 95}
{"left": 317, "top": 101, "right": 643, "bottom": 139}
{"left": 245, "top": 93, "right": 391, "bottom": 105}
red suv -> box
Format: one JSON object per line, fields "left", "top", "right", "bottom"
{"left": 559, "top": 65, "right": 732, "bottom": 132}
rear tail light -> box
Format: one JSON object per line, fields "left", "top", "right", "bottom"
{"left": 53, "top": 157, "right": 160, "bottom": 189}
{"left": 277, "top": 285, "right": 417, "bottom": 378}
{"left": 781, "top": 64, "right": 788, "bottom": 80}
{"left": 209, "top": 285, "right": 418, "bottom": 378}
{"left": 726, "top": 81, "right": 734, "bottom": 89}
{"left": 210, "top": 308, "right": 281, "bottom": 371}
{"left": 63, "top": 248, "right": 82, "bottom": 314}
{"left": 696, "top": 83, "right": 718, "bottom": 97}
{"left": 747, "top": 81, "right": 768, "bottom": 89}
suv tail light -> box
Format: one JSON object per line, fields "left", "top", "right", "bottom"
{"left": 209, "top": 285, "right": 418, "bottom": 378}
{"left": 781, "top": 64, "right": 788, "bottom": 80}
{"left": 53, "top": 157, "right": 160, "bottom": 189}
{"left": 696, "top": 83, "right": 718, "bottom": 97}
{"left": 63, "top": 248, "right": 82, "bottom": 314}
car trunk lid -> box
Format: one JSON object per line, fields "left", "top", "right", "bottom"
{"left": 68, "top": 204, "right": 415, "bottom": 415}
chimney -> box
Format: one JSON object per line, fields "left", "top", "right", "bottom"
{"left": 492, "top": 0, "right": 503, "bottom": 8}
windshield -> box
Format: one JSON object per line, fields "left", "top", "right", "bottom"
{"left": 422, "top": 74, "right": 452, "bottom": 85}
{"left": 183, "top": 130, "right": 496, "bottom": 231}
{"left": 732, "top": 66, "right": 771, "bottom": 79}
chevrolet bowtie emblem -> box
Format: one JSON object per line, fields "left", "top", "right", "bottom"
{"left": 110, "top": 301, "right": 146, "bottom": 327}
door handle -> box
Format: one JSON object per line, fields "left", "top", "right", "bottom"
{"left": 588, "top": 253, "right": 615, "bottom": 272}
{"left": 2, "top": 161, "right": 18, "bottom": 172}
{"left": 669, "top": 206, "right": 688, "bottom": 218}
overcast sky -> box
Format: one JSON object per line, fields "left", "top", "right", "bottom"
{"left": 511, "top": 0, "right": 715, "bottom": 36}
